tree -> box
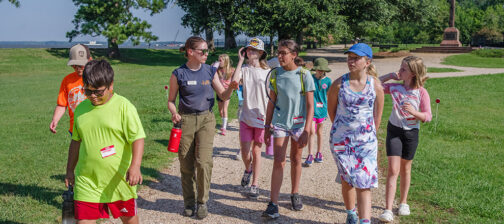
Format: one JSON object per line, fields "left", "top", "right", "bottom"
{"left": 0, "top": 0, "right": 20, "bottom": 7}
{"left": 66, "top": 0, "right": 168, "bottom": 58}
{"left": 178, "top": 0, "right": 221, "bottom": 50}
{"left": 236, "top": 0, "right": 340, "bottom": 49}
{"left": 178, "top": 0, "right": 242, "bottom": 49}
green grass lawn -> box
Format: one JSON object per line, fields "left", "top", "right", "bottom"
{"left": 378, "top": 73, "right": 504, "bottom": 223}
{"left": 442, "top": 53, "right": 504, "bottom": 68}
{"left": 0, "top": 48, "right": 239, "bottom": 223}
{"left": 427, "top": 67, "right": 463, "bottom": 73}
{"left": 1, "top": 48, "right": 502, "bottom": 223}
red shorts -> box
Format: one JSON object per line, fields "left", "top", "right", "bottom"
{"left": 74, "top": 198, "right": 137, "bottom": 220}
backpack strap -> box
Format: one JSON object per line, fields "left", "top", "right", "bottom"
{"left": 269, "top": 68, "right": 278, "bottom": 95}
{"left": 298, "top": 68, "right": 309, "bottom": 95}
{"left": 271, "top": 67, "right": 308, "bottom": 96}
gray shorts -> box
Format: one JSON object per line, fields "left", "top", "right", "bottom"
{"left": 272, "top": 125, "right": 304, "bottom": 142}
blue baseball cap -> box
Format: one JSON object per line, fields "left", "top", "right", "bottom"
{"left": 345, "top": 43, "right": 373, "bottom": 59}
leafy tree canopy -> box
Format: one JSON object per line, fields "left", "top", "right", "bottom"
{"left": 0, "top": 0, "right": 20, "bottom": 7}
{"left": 66, "top": 0, "right": 168, "bottom": 58}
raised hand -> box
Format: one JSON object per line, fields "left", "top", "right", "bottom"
{"left": 238, "top": 47, "right": 246, "bottom": 62}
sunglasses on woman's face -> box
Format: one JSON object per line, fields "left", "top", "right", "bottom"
{"left": 193, "top": 48, "right": 209, "bottom": 55}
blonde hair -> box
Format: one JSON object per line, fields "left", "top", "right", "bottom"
{"left": 218, "top": 54, "right": 233, "bottom": 80}
{"left": 259, "top": 59, "right": 269, "bottom": 70}
{"left": 366, "top": 63, "right": 378, "bottom": 78}
{"left": 403, "top": 56, "right": 428, "bottom": 89}
{"left": 364, "top": 57, "right": 380, "bottom": 86}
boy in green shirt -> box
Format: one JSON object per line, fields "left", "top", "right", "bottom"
{"left": 65, "top": 60, "right": 145, "bottom": 223}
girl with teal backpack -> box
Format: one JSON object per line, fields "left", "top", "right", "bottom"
{"left": 262, "top": 40, "right": 315, "bottom": 219}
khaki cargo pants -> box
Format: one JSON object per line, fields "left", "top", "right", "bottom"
{"left": 178, "top": 112, "right": 215, "bottom": 206}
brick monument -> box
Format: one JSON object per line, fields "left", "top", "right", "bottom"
{"left": 440, "top": 0, "right": 462, "bottom": 47}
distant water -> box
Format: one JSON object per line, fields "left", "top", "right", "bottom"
{"left": 0, "top": 41, "right": 184, "bottom": 49}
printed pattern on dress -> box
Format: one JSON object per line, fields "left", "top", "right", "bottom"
{"left": 330, "top": 73, "right": 378, "bottom": 189}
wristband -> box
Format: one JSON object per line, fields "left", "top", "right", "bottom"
{"left": 264, "top": 124, "right": 272, "bottom": 128}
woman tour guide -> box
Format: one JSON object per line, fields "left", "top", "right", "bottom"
{"left": 167, "top": 36, "right": 237, "bottom": 219}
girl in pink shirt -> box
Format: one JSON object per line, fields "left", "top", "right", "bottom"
{"left": 378, "top": 56, "right": 432, "bottom": 222}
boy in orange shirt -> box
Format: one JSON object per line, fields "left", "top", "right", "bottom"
{"left": 50, "top": 44, "right": 92, "bottom": 135}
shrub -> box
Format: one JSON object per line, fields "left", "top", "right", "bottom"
{"left": 471, "top": 49, "right": 504, "bottom": 58}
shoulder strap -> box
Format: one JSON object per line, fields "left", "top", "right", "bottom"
{"left": 269, "top": 68, "right": 278, "bottom": 95}
{"left": 298, "top": 68, "right": 309, "bottom": 95}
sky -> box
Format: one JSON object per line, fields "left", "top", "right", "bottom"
{"left": 0, "top": 0, "right": 203, "bottom": 42}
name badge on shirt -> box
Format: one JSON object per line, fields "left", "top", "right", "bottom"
{"left": 187, "top": 80, "right": 197, "bottom": 85}
{"left": 406, "top": 117, "right": 418, "bottom": 126}
{"left": 100, "top": 145, "right": 116, "bottom": 158}
{"left": 293, "top": 116, "right": 304, "bottom": 124}
{"left": 316, "top": 102, "right": 324, "bottom": 108}
{"left": 333, "top": 142, "right": 345, "bottom": 152}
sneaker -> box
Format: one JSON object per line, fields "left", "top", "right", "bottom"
{"left": 398, "top": 203, "right": 410, "bottom": 216}
{"left": 314, "top": 152, "right": 323, "bottom": 163}
{"left": 261, "top": 201, "right": 279, "bottom": 219}
{"left": 290, "top": 193, "right": 304, "bottom": 211}
{"left": 248, "top": 185, "right": 259, "bottom": 199}
{"left": 241, "top": 170, "right": 253, "bottom": 187}
{"left": 233, "top": 151, "right": 241, "bottom": 160}
{"left": 196, "top": 203, "right": 208, "bottom": 219}
{"left": 220, "top": 128, "right": 226, "bottom": 136}
{"left": 378, "top": 209, "right": 394, "bottom": 222}
{"left": 302, "top": 154, "right": 314, "bottom": 167}
{"left": 345, "top": 212, "right": 358, "bottom": 224}
{"left": 182, "top": 205, "right": 196, "bottom": 217}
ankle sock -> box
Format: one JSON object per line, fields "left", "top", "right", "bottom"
{"left": 359, "top": 218, "right": 370, "bottom": 223}
{"left": 222, "top": 117, "right": 228, "bottom": 129}
{"left": 346, "top": 207, "right": 357, "bottom": 215}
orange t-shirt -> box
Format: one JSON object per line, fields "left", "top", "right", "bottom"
{"left": 57, "top": 72, "right": 87, "bottom": 133}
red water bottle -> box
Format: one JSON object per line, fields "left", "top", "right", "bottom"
{"left": 167, "top": 123, "right": 182, "bottom": 153}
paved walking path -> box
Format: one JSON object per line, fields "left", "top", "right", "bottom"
{"left": 107, "top": 45, "right": 503, "bottom": 224}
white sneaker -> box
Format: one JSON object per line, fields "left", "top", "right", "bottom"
{"left": 398, "top": 203, "right": 411, "bottom": 216}
{"left": 379, "top": 209, "right": 394, "bottom": 222}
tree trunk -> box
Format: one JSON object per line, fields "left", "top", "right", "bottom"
{"left": 278, "top": 30, "right": 290, "bottom": 41}
{"left": 205, "top": 27, "right": 215, "bottom": 51}
{"left": 269, "top": 34, "right": 274, "bottom": 56}
{"left": 224, "top": 20, "right": 236, "bottom": 49}
{"left": 107, "top": 38, "right": 120, "bottom": 58}
{"left": 296, "top": 32, "right": 304, "bottom": 51}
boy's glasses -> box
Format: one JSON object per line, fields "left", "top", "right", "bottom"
{"left": 72, "top": 65, "right": 84, "bottom": 69}
{"left": 83, "top": 87, "right": 107, "bottom": 97}
{"left": 194, "top": 48, "right": 209, "bottom": 55}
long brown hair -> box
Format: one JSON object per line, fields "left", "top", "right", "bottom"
{"left": 179, "top": 36, "right": 206, "bottom": 58}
